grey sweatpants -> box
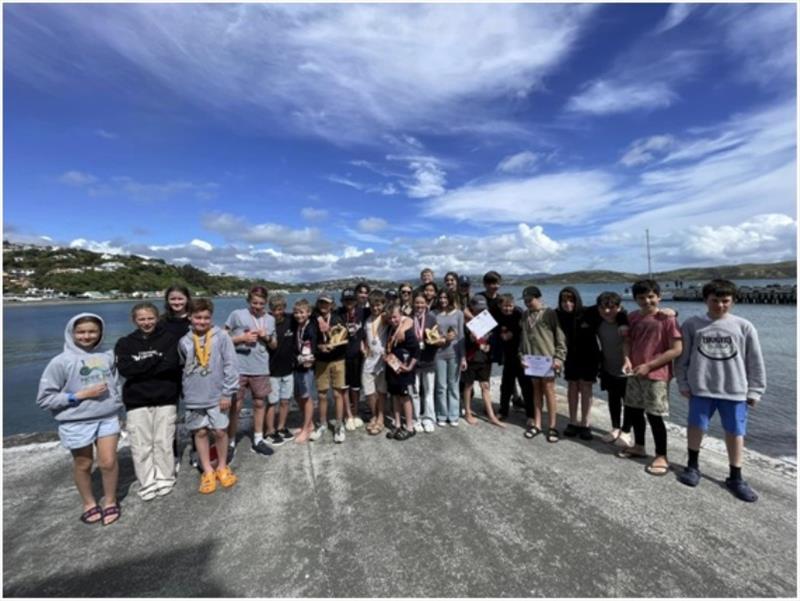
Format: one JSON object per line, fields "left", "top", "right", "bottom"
{"left": 126, "top": 405, "right": 177, "bottom": 498}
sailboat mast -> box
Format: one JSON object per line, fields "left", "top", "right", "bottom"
{"left": 646, "top": 228, "right": 652, "bottom": 279}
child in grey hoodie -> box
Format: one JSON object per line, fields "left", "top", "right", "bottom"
{"left": 37, "top": 313, "right": 123, "bottom": 526}
{"left": 177, "top": 298, "right": 239, "bottom": 494}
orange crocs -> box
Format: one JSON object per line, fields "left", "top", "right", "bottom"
{"left": 216, "top": 466, "right": 238, "bottom": 488}
{"left": 199, "top": 471, "right": 217, "bottom": 494}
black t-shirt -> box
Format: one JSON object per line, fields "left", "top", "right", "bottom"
{"left": 269, "top": 316, "right": 296, "bottom": 377}
{"left": 314, "top": 311, "right": 347, "bottom": 362}
{"left": 496, "top": 306, "right": 524, "bottom": 358}
{"left": 337, "top": 306, "right": 368, "bottom": 359}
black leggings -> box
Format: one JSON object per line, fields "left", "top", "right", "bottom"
{"left": 602, "top": 373, "right": 627, "bottom": 429}
{"left": 628, "top": 407, "right": 668, "bottom": 456}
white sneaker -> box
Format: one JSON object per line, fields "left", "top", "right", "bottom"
{"left": 450, "top": 420, "right": 459, "bottom": 427}
{"left": 334, "top": 423, "right": 346, "bottom": 443}
{"left": 423, "top": 422, "right": 435, "bottom": 433}
{"left": 437, "top": 420, "right": 447, "bottom": 427}
{"left": 413, "top": 422, "right": 424, "bottom": 433}
{"left": 614, "top": 431, "right": 633, "bottom": 448}
{"left": 309, "top": 424, "right": 327, "bottom": 441}
{"left": 353, "top": 417, "right": 364, "bottom": 429}
{"left": 345, "top": 417, "right": 356, "bottom": 431}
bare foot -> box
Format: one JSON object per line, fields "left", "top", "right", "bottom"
{"left": 465, "top": 414, "right": 479, "bottom": 425}
{"left": 488, "top": 416, "right": 506, "bottom": 428}
{"left": 294, "top": 429, "right": 311, "bottom": 444}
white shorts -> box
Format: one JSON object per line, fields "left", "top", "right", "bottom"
{"left": 268, "top": 375, "right": 293, "bottom": 404}
{"left": 362, "top": 369, "right": 387, "bottom": 396}
{"left": 58, "top": 416, "right": 120, "bottom": 450}
{"left": 185, "top": 407, "right": 229, "bottom": 431}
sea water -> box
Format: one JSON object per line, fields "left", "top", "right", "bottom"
{"left": 3, "top": 280, "right": 796, "bottom": 461}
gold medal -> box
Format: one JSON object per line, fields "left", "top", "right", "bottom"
{"left": 193, "top": 330, "right": 214, "bottom": 374}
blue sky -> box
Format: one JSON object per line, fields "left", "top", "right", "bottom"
{"left": 3, "top": 3, "right": 797, "bottom": 282}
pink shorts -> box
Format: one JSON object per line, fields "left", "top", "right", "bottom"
{"left": 235, "top": 374, "right": 271, "bottom": 403}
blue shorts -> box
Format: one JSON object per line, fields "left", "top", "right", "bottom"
{"left": 688, "top": 396, "right": 748, "bottom": 436}
{"left": 294, "top": 370, "right": 316, "bottom": 403}
{"left": 58, "top": 416, "right": 120, "bottom": 450}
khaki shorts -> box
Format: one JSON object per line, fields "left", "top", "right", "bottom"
{"left": 362, "top": 368, "right": 387, "bottom": 396}
{"left": 315, "top": 360, "right": 346, "bottom": 392}
{"left": 235, "top": 374, "right": 271, "bottom": 403}
{"left": 624, "top": 376, "right": 669, "bottom": 416}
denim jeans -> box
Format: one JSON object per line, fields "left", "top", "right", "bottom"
{"left": 411, "top": 366, "right": 436, "bottom": 425}
{"left": 435, "top": 357, "right": 460, "bottom": 422}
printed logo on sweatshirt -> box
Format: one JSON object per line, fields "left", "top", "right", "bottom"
{"left": 698, "top": 334, "right": 738, "bottom": 361}
{"left": 79, "top": 358, "right": 110, "bottom": 383}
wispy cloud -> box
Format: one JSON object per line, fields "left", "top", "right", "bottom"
{"left": 58, "top": 171, "right": 98, "bottom": 186}
{"left": 357, "top": 217, "right": 387, "bottom": 233}
{"left": 94, "top": 128, "right": 118, "bottom": 140}
{"left": 619, "top": 135, "right": 675, "bottom": 167}
{"left": 5, "top": 4, "right": 595, "bottom": 144}
{"left": 300, "top": 207, "right": 329, "bottom": 221}
{"left": 201, "top": 212, "right": 325, "bottom": 254}
{"left": 497, "top": 151, "right": 541, "bottom": 174}
{"left": 653, "top": 4, "right": 696, "bottom": 34}
{"left": 58, "top": 170, "right": 218, "bottom": 201}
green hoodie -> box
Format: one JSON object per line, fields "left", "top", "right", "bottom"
{"left": 518, "top": 307, "right": 567, "bottom": 363}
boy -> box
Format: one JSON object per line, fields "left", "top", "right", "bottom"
{"left": 458, "top": 275, "right": 473, "bottom": 319}
{"left": 355, "top": 282, "right": 371, "bottom": 309}
{"left": 518, "top": 286, "right": 566, "bottom": 442}
{"left": 415, "top": 267, "right": 435, "bottom": 297}
{"left": 313, "top": 293, "right": 348, "bottom": 443}
{"left": 225, "top": 286, "right": 276, "bottom": 460}
{"left": 463, "top": 295, "right": 504, "bottom": 428}
{"left": 363, "top": 290, "right": 389, "bottom": 435}
{"left": 676, "top": 279, "right": 766, "bottom": 502}
{"left": 477, "top": 270, "right": 505, "bottom": 367}
{"left": 338, "top": 288, "right": 367, "bottom": 430}
{"left": 178, "top": 299, "right": 239, "bottom": 494}
{"left": 595, "top": 292, "right": 633, "bottom": 444}
{"left": 497, "top": 293, "right": 529, "bottom": 419}
{"left": 266, "top": 295, "right": 295, "bottom": 444}
{"left": 292, "top": 299, "right": 318, "bottom": 444}
{"left": 619, "top": 280, "right": 683, "bottom": 476}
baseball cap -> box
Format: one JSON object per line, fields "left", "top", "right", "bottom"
{"left": 522, "top": 286, "right": 542, "bottom": 300}
{"left": 458, "top": 275, "right": 471, "bottom": 287}
{"left": 385, "top": 290, "right": 398, "bottom": 301}
{"left": 469, "top": 295, "right": 487, "bottom": 311}
{"left": 317, "top": 292, "right": 334, "bottom": 304}
{"left": 341, "top": 288, "right": 357, "bottom": 301}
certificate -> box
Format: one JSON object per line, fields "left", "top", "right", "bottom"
{"left": 465, "top": 309, "right": 498, "bottom": 340}
{"left": 385, "top": 353, "right": 403, "bottom": 374}
{"left": 523, "top": 355, "right": 554, "bottom": 377}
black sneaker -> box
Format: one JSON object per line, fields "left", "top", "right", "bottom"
{"left": 278, "top": 428, "right": 294, "bottom": 441}
{"left": 579, "top": 426, "right": 593, "bottom": 441}
{"left": 563, "top": 423, "right": 580, "bottom": 437}
{"left": 227, "top": 445, "right": 236, "bottom": 465}
{"left": 251, "top": 439, "right": 274, "bottom": 456}
{"left": 266, "top": 432, "right": 285, "bottom": 446}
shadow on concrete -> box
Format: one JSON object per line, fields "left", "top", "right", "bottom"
{"left": 4, "top": 541, "right": 228, "bottom": 597}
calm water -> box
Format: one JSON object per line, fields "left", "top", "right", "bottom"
{"left": 3, "top": 280, "right": 796, "bottom": 461}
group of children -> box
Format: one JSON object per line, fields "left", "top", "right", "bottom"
{"left": 37, "top": 272, "right": 767, "bottom": 526}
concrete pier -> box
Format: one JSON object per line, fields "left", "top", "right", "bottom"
{"left": 3, "top": 380, "right": 796, "bottom": 597}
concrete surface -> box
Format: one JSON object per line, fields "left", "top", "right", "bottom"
{"left": 3, "top": 379, "right": 796, "bottom": 597}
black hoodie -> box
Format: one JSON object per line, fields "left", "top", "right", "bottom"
{"left": 115, "top": 324, "right": 182, "bottom": 409}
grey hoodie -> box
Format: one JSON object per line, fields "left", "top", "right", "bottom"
{"left": 178, "top": 326, "right": 239, "bottom": 410}
{"left": 37, "top": 313, "right": 123, "bottom": 422}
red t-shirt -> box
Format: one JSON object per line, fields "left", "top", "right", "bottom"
{"left": 628, "top": 311, "right": 682, "bottom": 381}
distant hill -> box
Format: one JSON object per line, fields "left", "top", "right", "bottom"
{"left": 3, "top": 240, "right": 795, "bottom": 297}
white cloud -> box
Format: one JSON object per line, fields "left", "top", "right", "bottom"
{"left": 404, "top": 159, "right": 446, "bottom": 198}
{"left": 567, "top": 78, "right": 678, "bottom": 116}
{"left": 190, "top": 238, "right": 213, "bottom": 252}
{"left": 69, "top": 238, "right": 125, "bottom": 255}
{"left": 357, "top": 217, "right": 387, "bottom": 233}
{"left": 619, "top": 135, "right": 675, "bottom": 167}
{"left": 300, "top": 207, "right": 329, "bottom": 221}
{"left": 201, "top": 212, "right": 324, "bottom": 253}
{"left": 422, "top": 170, "right": 618, "bottom": 225}
{"left": 94, "top": 128, "right": 118, "bottom": 139}
{"left": 58, "top": 171, "right": 97, "bottom": 186}
{"left": 653, "top": 4, "right": 696, "bottom": 34}
{"left": 5, "top": 4, "right": 596, "bottom": 144}
{"left": 497, "top": 151, "right": 541, "bottom": 174}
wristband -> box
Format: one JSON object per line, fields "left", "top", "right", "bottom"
{"left": 67, "top": 393, "right": 79, "bottom": 407}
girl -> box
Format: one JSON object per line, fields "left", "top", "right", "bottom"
{"left": 519, "top": 286, "right": 567, "bottom": 442}
{"left": 384, "top": 304, "right": 420, "bottom": 441}
{"left": 161, "top": 285, "right": 193, "bottom": 470}
{"left": 410, "top": 292, "right": 438, "bottom": 433}
{"left": 161, "top": 285, "right": 193, "bottom": 338}
{"left": 422, "top": 281, "right": 439, "bottom": 310}
{"left": 115, "top": 303, "right": 181, "bottom": 500}
{"left": 398, "top": 283, "right": 415, "bottom": 316}
{"left": 443, "top": 271, "right": 460, "bottom": 308}
{"left": 433, "top": 289, "right": 465, "bottom": 426}
{"left": 556, "top": 287, "right": 601, "bottom": 441}
{"left": 37, "top": 313, "right": 123, "bottom": 526}
{"left": 363, "top": 290, "right": 389, "bottom": 435}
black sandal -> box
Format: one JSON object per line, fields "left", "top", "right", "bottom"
{"left": 524, "top": 425, "right": 541, "bottom": 439}
{"left": 102, "top": 503, "right": 121, "bottom": 526}
{"left": 80, "top": 505, "right": 102, "bottom": 524}
{"left": 395, "top": 428, "right": 415, "bottom": 441}
{"left": 546, "top": 428, "right": 560, "bottom": 443}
